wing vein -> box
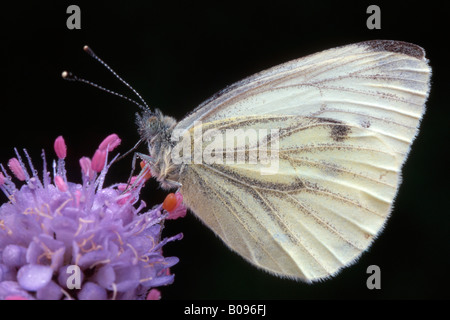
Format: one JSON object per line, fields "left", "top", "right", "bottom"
{"left": 284, "top": 192, "right": 368, "bottom": 250}
{"left": 280, "top": 154, "right": 396, "bottom": 188}
{"left": 250, "top": 187, "right": 330, "bottom": 274}
{"left": 189, "top": 166, "right": 294, "bottom": 274}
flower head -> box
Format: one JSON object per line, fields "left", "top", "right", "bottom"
{"left": 0, "top": 135, "right": 186, "bottom": 300}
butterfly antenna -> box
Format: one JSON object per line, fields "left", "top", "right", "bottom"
{"left": 82, "top": 46, "right": 150, "bottom": 110}
{"left": 61, "top": 71, "right": 146, "bottom": 111}
{"left": 62, "top": 45, "right": 150, "bottom": 111}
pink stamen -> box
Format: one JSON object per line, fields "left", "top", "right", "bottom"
{"left": 8, "top": 158, "right": 26, "bottom": 181}
{"left": 167, "top": 192, "right": 186, "bottom": 220}
{"left": 117, "top": 176, "right": 139, "bottom": 192}
{"left": 74, "top": 190, "right": 82, "bottom": 207}
{"left": 175, "top": 192, "right": 183, "bottom": 207}
{"left": 54, "top": 136, "right": 67, "bottom": 159}
{"left": 91, "top": 149, "right": 107, "bottom": 173}
{"left": 54, "top": 175, "right": 68, "bottom": 192}
{"left": 117, "top": 194, "right": 134, "bottom": 206}
{"left": 4, "top": 295, "right": 28, "bottom": 300}
{"left": 117, "top": 184, "right": 126, "bottom": 192}
{"left": 167, "top": 207, "right": 187, "bottom": 220}
{"left": 79, "top": 157, "right": 94, "bottom": 180}
{"left": 117, "top": 176, "right": 141, "bottom": 205}
{"left": 0, "top": 172, "right": 5, "bottom": 185}
{"left": 146, "top": 288, "right": 161, "bottom": 300}
{"left": 98, "top": 133, "right": 121, "bottom": 152}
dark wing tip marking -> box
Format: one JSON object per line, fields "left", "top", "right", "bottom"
{"left": 360, "top": 40, "right": 426, "bottom": 60}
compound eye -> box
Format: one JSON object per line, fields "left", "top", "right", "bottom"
{"left": 147, "top": 116, "right": 160, "bottom": 134}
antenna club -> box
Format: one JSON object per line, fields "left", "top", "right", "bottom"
{"left": 61, "top": 71, "right": 69, "bottom": 79}
{"left": 83, "top": 45, "right": 94, "bottom": 56}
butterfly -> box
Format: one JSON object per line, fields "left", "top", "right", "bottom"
{"left": 77, "top": 40, "right": 432, "bottom": 282}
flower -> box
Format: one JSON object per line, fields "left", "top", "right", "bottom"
{"left": 0, "top": 135, "right": 186, "bottom": 300}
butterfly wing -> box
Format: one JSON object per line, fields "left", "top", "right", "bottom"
{"left": 176, "top": 40, "right": 429, "bottom": 151}
{"left": 175, "top": 40, "right": 431, "bottom": 281}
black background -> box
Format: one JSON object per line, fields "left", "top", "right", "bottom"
{"left": 1, "top": 1, "right": 449, "bottom": 300}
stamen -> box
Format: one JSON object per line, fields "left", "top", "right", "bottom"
{"left": 91, "top": 149, "right": 106, "bottom": 173}
{"left": 60, "top": 288, "right": 73, "bottom": 300}
{"left": 127, "top": 243, "right": 139, "bottom": 265}
{"left": 23, "top": 149, "right": 41, "bottom": 186}
{"left": 111, "top": 283, "right": 117, "bottom": 300}
{"left": 13, "top": 149, "right": 30, "bottom": 181}
{"left": 167, "top": 192, "right": 186, "bottom": 220}
{"left": 73, "top": 190, "right": 82, "bottom": 208}
{"left": 55, "top": 198, "right": 73, "bottom": 216}
{"left": 4, "top": 295, "right": 28, "bottom": 300}
{"left": 162, "top": 193, "right": 177, "bottom": 212}
{"left": 41, "top": 150, "right": 50, "bottom": 188}
{"left": 140, "top": 161, "right": 152, "bottom": 180}
{"left": 54, "top": 136, "right": 67, "bottom": 160}
{"left": 175, "top": 192, "right": 183, "bottom": 207}
{"left": 79, "top": 157, "right": 94, "bottom": 180}
{"left": 54, "top": 175, "right": 68, "bottom": 192}
{"left": 8, "top": 158, "right": 26, "bottom": 181}
{"left": 99, "top": 134, "right": 121, "bottom": 152}
{"left": 89, "top": 259, "right": 111, "bottom": 269}
{"left": 0, "top": 219, "right": 13, "bottom": 235}
{"left": 113, "top": 231, "right": 124, "bottom": 246}
{"left": 146, "top": 289, "right": 161, "bottom": 300}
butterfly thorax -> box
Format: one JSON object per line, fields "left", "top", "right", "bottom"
{"left": 135, "top": 109, "right": 181, "bottom": 190}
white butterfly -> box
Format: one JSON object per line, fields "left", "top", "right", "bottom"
{"left": 135, "top": 40, "right": 431, "bottom": 282}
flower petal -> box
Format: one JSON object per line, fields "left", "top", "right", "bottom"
{"left": 77, "top": 282, "right": 107, "bottom": 300}
{"left": 0, "top": 281, "right": 35, "bottom": 300}
{"left": 36, "top": 281, "right": 63, "bottom": 300}
{"left": 17, "top": 264, "right": 53, "bottom": 291}
{"left": 2, "top": 245, "right": 27, "bottom": 267}
{"left": 92, "top": 265, "right": 115, "bottom": 289}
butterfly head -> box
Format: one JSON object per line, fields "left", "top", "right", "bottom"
{"left": 135, "top": 108, "right": 180, "bottom": 189}
{"left": 136, "top": 109, "right": 161, "bottom": 141}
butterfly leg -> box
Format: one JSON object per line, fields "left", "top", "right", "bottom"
{"left": 165, "top": 179, "right": 183, "bottom": 192}
{"left": 122, "top": 152, "right": 155, "bottom": 192}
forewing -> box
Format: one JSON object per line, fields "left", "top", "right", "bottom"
{"left": 175, "top": 40, "right": 430, "bottom": 156}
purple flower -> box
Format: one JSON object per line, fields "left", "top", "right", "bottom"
{"left": 0, "top": 135, "right": 186, "bottom": 300}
